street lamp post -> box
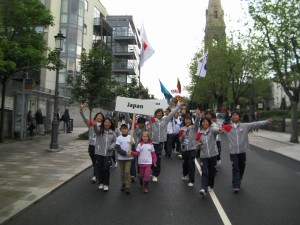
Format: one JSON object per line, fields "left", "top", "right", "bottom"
{"left": 247, "top": 75, "right": 253, "bottom": 121}
{"left": 50, "top": 31, "right": 66, "bottom": 149}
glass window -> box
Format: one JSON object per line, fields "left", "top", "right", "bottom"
{"left": 61, "top": 14, "right": 68, "bottom": 23}
{"left": 70, "top": 14, "right": 77, "bottom": 24}
{"left": 68, "top": 43, "right": 76, "bottom": 54}
{"left": 78, "top": 16, "right": 83, "bottom": 27}
{"left": 67, "top": 58, "right": 76, "bottom": 72}
{"left": 77, "top": 30, "right": 83, "bottom": 44}
{"left": 85, "top": 0, "right": 88, "bottom": 11}
{"left": 61, "top": 0, "right": 68, "bottom": 13}
{"left": 59, "top": 72, "right": 66, "bottom": 84}
{"left": 79, "top": 2, "right": 84, "bottom": 16}
{"left": 94, "top": 7, "right": 100, "bottom": 18}
{"left": 83, "top": 24, "right": 87, "bottom": 34}
{"left": 77, "top": 45, "right": 82, "bottom": 55}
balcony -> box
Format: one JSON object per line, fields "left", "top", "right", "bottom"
{"left": 113, "top": 31, "right": 137, "bottom": 45}
{"left": 113, "top": 46, "right": 139, "bottom": 59}
{"left": 94, "top": 17, "right": 113, "bottom": 36}
{"left": 93, "top": 39, "right": 112, "bottom": 52}
{"left": 113, "top": 62, "right": 138, "bottom": 75}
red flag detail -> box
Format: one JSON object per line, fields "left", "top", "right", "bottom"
{"left": 222, "top": 124, "right": 232, "bottom": 132}
{"left": 179, "top": 130, "right": 184, "bottom": 137}
{"left": 195, "top": 132, "right": 202, "bottom": 141}
{"left": 143, "top": 41, "right": 148, "bottom": 50}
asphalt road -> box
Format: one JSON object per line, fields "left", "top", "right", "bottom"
{"left": 4, "top": 137, "right": 300, "bottom": 225}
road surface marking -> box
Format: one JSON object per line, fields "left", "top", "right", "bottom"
{"left": 195, "top": 159, "right": 232, "bottom": 225}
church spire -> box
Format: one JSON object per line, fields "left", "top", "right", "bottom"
{"left": 205, "top": 0, "right": 226, "bottom": 48}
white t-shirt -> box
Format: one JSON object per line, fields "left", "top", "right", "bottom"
{"left": 136, "top": 143, "right": 155, "bottom": 164}
{"left": 116, "top": 135, "right": 134, "bottom": 160}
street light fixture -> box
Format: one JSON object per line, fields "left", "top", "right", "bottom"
{"left": 50, "top": 31, "right": 66, "bottom": 149}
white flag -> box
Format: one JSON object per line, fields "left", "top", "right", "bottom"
{"left": 195, "top": 51, "right": 208, "bottom": 77}
{"left": 140, "top": 24, "right": 154, "bottom": 67}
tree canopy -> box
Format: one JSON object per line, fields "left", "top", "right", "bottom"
{"left": 0, "top": 0, "right": 54, "bottom": 142}
{"left": 249, "top": 0, "right": 300, "bottom": 142}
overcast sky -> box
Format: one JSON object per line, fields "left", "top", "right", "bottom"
{"left": 101, "top": 0, "right": 250, "bottom": 99}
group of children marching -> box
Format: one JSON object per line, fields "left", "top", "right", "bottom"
{"left": 80, "top": 100, "right": 272, "bottom": 197}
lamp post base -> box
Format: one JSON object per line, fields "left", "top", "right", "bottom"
{"left": 50, "top": 121, "right": 59, "bottom": 149}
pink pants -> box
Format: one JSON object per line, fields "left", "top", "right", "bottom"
{"left": 138, "top": 164, "right": 152, "bottom": 182}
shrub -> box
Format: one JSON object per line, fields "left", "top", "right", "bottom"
{"left": 78, "top": 131, "right": 89, "bottom": 140}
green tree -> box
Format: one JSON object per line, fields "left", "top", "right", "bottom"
{"left": 0, "top": 0, "right": 54, "bottom": 142}
{"left": 66, "top": 45, "right": 114, "bottom": 118}
{"left": 249, "top": 0, "right": 300, "bottom": 143}
{"left": 114, "top": 77, "right": 152, "bottom": 99}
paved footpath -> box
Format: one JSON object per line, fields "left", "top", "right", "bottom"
{"left": 0, "top": 128, "right": 299, "bottom": 224}
{"left": 0, "top": 128, "right": 90, "bottom": 224}
{"left": 249, "top": 130, "right": 300, "bottom": 162}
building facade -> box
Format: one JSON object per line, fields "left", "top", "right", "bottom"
{"left": 1, "top": 0, "right": 140, "bottom": 138}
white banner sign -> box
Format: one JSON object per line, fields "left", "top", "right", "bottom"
{"left": 115, "top": 97, "right": 169, "bottom": 116}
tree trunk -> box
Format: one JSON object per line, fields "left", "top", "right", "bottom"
{"left": 290, "top": 101, "right": 299, "bottom": 143}
{"left": 0, "top": 79, "right": 7, "bottom": 143}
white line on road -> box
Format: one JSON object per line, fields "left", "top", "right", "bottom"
{"left": 195, "top": 160, "right": 232, "bottom": 225}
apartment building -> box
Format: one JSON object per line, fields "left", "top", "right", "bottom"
{"left": 2, "top": 0, "right": 140, "bottom": 138}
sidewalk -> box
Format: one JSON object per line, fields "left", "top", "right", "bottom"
{"left": 249, "top": 129, "right": 300, "bottom": 162}
{"left": 0, "top": 128, "right": 299, "bottom": 224}
{"left": 0, "top": 128, "right": 91, "bottom": 224}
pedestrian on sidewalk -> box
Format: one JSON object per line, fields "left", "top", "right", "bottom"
{"left": 221, "top": 111, "right": 272, "bottom": 193}
{"left": 197, "top": 117, "right": 222, "bottom": 197}
{"left": 115, "top": 124, "right": 135, "bottom": 194}
{"left": 61, "top": 109, "right": 71, "bottom": 133}
{"left": 147, "top": 100, "right": 184, "bottom": 182}
{"left": 27, "top": 110, "right": 36, "bottom": 136}
{"left": 132, "top": 131, "right": 157, "bottom": 193}
{"left": 35, "top": 108, "right": 45, "bottom": 135}
{"left": 80, "top": 103, "right": 104, "bottom": 183}
{"left": 94, "top": 118, "right": 116, "bottom": 192}
{"left": 179, "top": 109, "right": 201, "bottom": 187}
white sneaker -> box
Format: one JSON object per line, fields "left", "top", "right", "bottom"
{"left": 178, "top": 154, "right": 182, "bottom": 159}
{"left": 91, "top": 176, "right": 96, "bottom": 183}
{"left": 199, "top": 189, "right": 206, "bottom": 197}
{"left": 103, "top": 185, "right": 109, "bottom": 192}
{"left": 188, "top": 182, "right": 194, "bottom": 187}
{"left": 182, "top": 176, "right": 188, "bottom": 181}
{"left": 98, "top": 183, "right": 104, "bottom": 189}
{"left": 152, "top": 176, "right": 158, "bottom": 182}
{"left": 115, "top": 162, "right": 118, "bottom": 167}
{"left": 207, "top": 186, "right": 213, "bottom": 192}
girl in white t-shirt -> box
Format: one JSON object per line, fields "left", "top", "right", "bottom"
{"left": 132, "top": 131, "right": 157, "bottom": 193}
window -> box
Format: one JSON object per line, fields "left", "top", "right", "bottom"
{"left": 61, "top": 0, "right": 68, "bottom": 13}
{"left": 61, "top": 14, "right": 68, "bottom": 23}
{"left": 83, "top": 24, "right": 87, "bottom": 34}
{"left": 215, "top": 11, "right": 218, "bottom": 19}
{"left": 85, "top": 0, "right": 88, "bottom": 11}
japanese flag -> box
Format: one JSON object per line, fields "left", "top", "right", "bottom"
{"left": 140, "top": 24, "right": 154, "bottom": 67}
